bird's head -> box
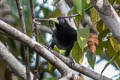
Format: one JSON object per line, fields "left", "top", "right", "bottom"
{"left": 56, "top": 17, "right": 70, "bottom": 28}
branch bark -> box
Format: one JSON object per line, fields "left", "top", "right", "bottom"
{"left": 64, "top": 0, "right": 98, "bottom": 34}
{"left": 0, "top": 19, "right": 111, "bottom": 80}
{"left": 29, "top": 0, "right": 41, "bottom": 79}
{"left": 57, "top": 0, "right": 77, "bottom": 30}
{"left": 91, "top": 0, "right": 120, "bottom": 43}
{"left": 0, "top": 41, "right": 34, "bottom": 80}
{"left": 55, "top": 1, "right": 108, "bottom": 79}
{"left": 0, "top": 20, "right": 79, "bottom": 80}
{"left": 37, "top": 25, "right": 52, "bottom": 33}
{"left": 46, "top": 47, "right": 111, "bottom": 80}
{"left": 15, "top": 0, "right": 31, "bottom": 79}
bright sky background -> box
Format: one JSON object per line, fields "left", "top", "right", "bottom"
{"left": 82, "top": 55, "right": 120, "bottom": 79}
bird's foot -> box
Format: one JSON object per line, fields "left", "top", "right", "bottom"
{"left": 67, "top": 56, "right": 75, "bottom": 67}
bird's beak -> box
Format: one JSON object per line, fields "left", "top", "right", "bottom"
{"left": 50, "top": 18, "right": 59, "bottom": 24}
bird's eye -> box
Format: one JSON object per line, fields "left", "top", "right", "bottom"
{"left": 59, "top": 18, "right": 65, "bottom": 23}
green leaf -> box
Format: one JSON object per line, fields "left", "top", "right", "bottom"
{"left": 72, "top": 42, "right": 84, "bottom": 64}
{"left": 90, "top": 8, "right": 100, "bottom": 24}
{"left": 116, "top": 0, "right": 120, "bottom": 4}
{"left": 48, "top": 46, "right": 65, "bottom": 73}
{"left": 109, "top": 0, "right": 115, "bottom": 4}
{"left": 77, "top": 26, "right": 90, "bottom": 52}
{"left": 104, "top": 38, "right": 120, "bottom": 67}
{"left": 96, "top": 41, "right": 105, "bottom": 56}
{"left": 71, "top": 7, "right": 81, "bottom": 26}
{"left": 117, "top": 77, "right": 120, "bottom": 80}
{"left": 86, "top": 0, "right": 90, "bottom": 4}
{"left": 109, "top": 37, "right": 120, "bottom": 53}
{"left": 101, "top": 51, "right": 120, "bottom": 74}
{"left": 96, "top": 29, "right": 110, "bottom": 55}
{"left": 104, "top": 40, "right": 116, "bottom": 57}
{"left": 72, "top": 26, "right": 90, "bottom": 64}
{"left": 68, "top": 7, "right": 75, "bottom": 16}
{"left": 53, "top": 46, "right": 65, "bottom": 55}
{"left": 73, "top": 0, "right": 87, "bottom": 16}
{"left": 48, "top": 46, "right": 58, "bottom": 73}
{"left": 75, "top": 15, "right": 81, "bottom": 26}
{"left": 86, "top": 49, "right": 96, "bottom": 69}
{"left": 98, "top": 29, "right": 110, "bottom": 41}
{"left": 96, "top": 20, "right": 104, "bottom": 32}
{"left": 48, "top": 63, "right": 55, "bottom": 73}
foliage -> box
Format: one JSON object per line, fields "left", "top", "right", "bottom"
{"left": 72, "top": 26, "right": 90, "bottom": 64}
{"left": 0, "top": 0, "right": 120, "bottom": 79}
{"left": 90, "top": 1, "right": 120, "bottom": 73}
{"left": 73, "top": 0, "right": 87, "bottom": 16}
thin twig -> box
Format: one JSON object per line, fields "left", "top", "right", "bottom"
{"left": 59, "top": 14, "right": 80, "bottom": 18}
{"left": 33, "top": 14, "right": 80, "bottom": 24}
{"left": 15, "top": 0, "right": 26, "bottom": 34}
{"left": 15, "top": 0, "right": 31, "bottom": 80}
{"left": 29, "top": 0, "right": 40, "bottom": 80}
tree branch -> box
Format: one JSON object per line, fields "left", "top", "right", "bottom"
{"left": 15, "top": 0, "right": 31, "bottom": 79}
{"left": 91, "top": 0, "right": 120, "bottom": 43}
{"left": 37, "top": 25, "right": 52, "bottom": 33}
{"left": 0, "top": 19, "right": 111, "bottom": 80}
{"left": 29, "top": 0, "right": 40, "bottom": 79}
{"left": 0, "top": 41, "right": 34, "bottom": 80}
{"left": 45, "top": 47, "right": 111, "bottom": 80}
{"left": 57, "top": 0, "right": 77, "bottom": 30}
{"left": 0, "top": 20, "right": 79, "bottom": 80}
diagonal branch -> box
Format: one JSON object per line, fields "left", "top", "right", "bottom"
{"left": 45, "top": 46, "right": 111, "bottom": 80}
{"left": 0, "top": 19, "right": 111, "bottom": 80}
{"left": 91, "top": 0, "right": 120, "bottom": 43}
{"left": 0, "top": 41, "right": 34, "bottom": 80}
{"left": 0, "top": 20, "right": 79, "bottom": 80}
{"left": 57, "top": 0, "right": 77, "bottom": 30}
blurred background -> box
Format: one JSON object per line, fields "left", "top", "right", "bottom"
{"left": 0, "top": 0, "right": 120, "bottom": 80}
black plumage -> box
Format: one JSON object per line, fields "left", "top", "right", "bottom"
{"left": 50, "top": 18, "right": 77, "bottom": 56}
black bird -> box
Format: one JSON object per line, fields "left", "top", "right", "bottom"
{"left": 50, "top": 17, "right": 77, "bottom": 56}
